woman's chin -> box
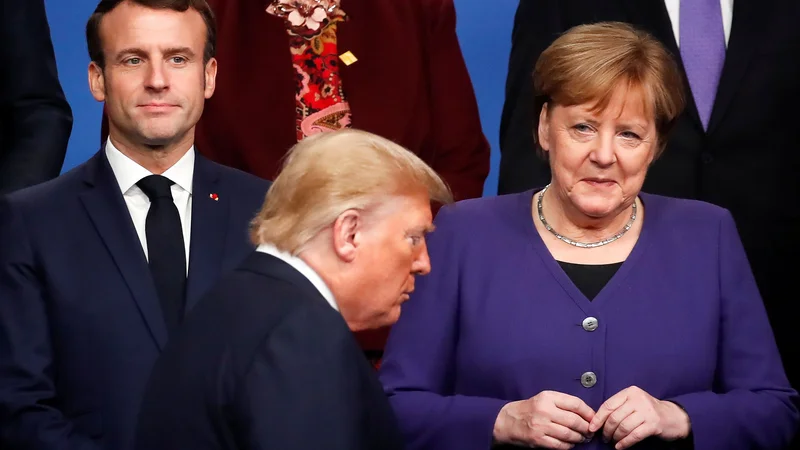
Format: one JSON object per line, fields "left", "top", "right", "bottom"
{"left": 572, "top": 197, "right": 621, "bottom": 219}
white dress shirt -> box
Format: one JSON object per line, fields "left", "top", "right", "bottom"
{"left": 256, "top": 243, "right": 339, "bottom": 311}
{"left": 664, "top": 0, "right": 734, "bottom": 47}
{"left": 105, "top": 140, "right": 194, "bottom": 272}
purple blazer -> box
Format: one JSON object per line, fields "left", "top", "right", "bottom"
{"left": 379, "top": 190, "right": 798, "bottom": 450}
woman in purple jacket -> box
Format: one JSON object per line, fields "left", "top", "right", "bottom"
{"left": 378, "top": 22, "right": 798, "bottom": 450}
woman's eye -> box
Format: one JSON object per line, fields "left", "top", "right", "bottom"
{"left": 620, "top": 131, "right": 641, "bottom": 140}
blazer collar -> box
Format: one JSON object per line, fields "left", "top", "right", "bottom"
{"left": 239, "top": 251, "right": 331, "bottom": 308}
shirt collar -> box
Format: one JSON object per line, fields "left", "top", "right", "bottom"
{"left": 105, "top": 139, "right": 195, "bottom": 195}
{"left": 256, "top": 243, "right": 339, "bottom": 311}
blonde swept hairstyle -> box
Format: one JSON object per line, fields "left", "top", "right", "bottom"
{"left": 250, "top": 129, "right": 453, "bottom": 254}
{"left": 532, "top": 22, "right": 686, "bottom": 158}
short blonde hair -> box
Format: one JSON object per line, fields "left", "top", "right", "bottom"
{"left": 532, "top": 22, "right": 685, "bottom": 158}
{"left": 250, "top": 129, "right": 453, "bottom": 254}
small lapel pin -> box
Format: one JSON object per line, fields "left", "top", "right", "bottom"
{"left": 209, "top": 193, "right": 219, "bottom": 201}
{"left": 339, "top": 51, "right": 358, "bottom": 66}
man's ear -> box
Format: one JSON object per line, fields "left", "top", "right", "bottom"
{"left": 537, "top": 102, "right": 551, "bottom": 153}
{"left": 88, "top": 62, "right": 106, "bottom": 102}
{"left": 331, "top": 209, "right": 362, "bottom": 263}
{"left": 204, "top": 57, "right": 217, "bottom": 99}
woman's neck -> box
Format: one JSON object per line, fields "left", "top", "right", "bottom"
{"left": 538, "top": 187, "right": 635, "bottom": 243}
{"left": 533, "top": 188, "right": 645, "bottom": 264}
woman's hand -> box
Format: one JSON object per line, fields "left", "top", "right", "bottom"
{"left": 588, "top": 386, "right": 691, "bottom": 449}
{"left": 493, "top": 390, "right": 595, "bottom": 449}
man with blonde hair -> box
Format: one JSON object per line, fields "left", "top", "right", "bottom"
{"left": 134, "top": 129, "right": 451, "bottom": 450}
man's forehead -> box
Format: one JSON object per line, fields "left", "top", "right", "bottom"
{"left": 100, "top": 2, "right": 205, "bottom": 46}
{"left": 364, "top": 195, "right": 431, "bottom": 228}
{"left": 402, "top": 211, "right": 434, "bottom": 233}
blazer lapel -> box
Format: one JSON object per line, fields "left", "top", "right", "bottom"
{"left": 79, "top": 151, "right": 168, "bottom": 349}
{"left": 707, "top": 0, "right": 767, "bottom": 134}
{"left": 185, "top": 155, "right": 229, "bottom": 312}
{"left": 619, "top": 0, "right": 703, "bottom": 130}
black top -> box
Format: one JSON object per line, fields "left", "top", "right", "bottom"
{"left": 558, "top": 261, "right": 623, "bottom": 301}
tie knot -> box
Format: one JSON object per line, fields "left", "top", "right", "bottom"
{"left": 137, "top": 175, "right": 175, "bottom": 201}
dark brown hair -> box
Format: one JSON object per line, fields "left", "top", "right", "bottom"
{"left": 86, "top": 0, "right": 216, "bottom": 69}
{"left": 532, "top": 22, "right": 685, "bottom": 159}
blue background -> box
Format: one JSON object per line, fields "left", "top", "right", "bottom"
{"left": 45, "top": 0, "right": 517, "bottom": 196}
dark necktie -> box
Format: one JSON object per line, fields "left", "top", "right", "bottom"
{"left": 680, "top": 0, "right": 726, "bottom": 130}
{"left": 137, "top": 174, "right": 187, "bottom": 336}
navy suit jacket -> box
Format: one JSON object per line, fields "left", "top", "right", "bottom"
{"left": 134, "top": 252, "right": 404, "bottom": 450}
{"left": 0, "top": 150, "right": 270, "bottom": 449}
{"left": 0, "top": 0, "right": 72, "bottom": 194}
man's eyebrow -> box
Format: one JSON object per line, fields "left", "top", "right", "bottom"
{"left": 113, "top": 47, "right": 197, "bottom": 60}
{"left": 418, "top": 224, "right": 436, "bottom": 234}
{"left": 114, "top": 47, "right": 147, "bottom": 60}
{"left": 162, "top": 47, "right": 196, "bottom": 57}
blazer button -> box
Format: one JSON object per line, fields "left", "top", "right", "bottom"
{"left": 581, "top": 371, "right": 597, "bottom": 388}
{"left": 582, "top": 317, "right": 599, "bottom": 332}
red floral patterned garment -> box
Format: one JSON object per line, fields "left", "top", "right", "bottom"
{"left": 266, "top": 0, "right": 352, "bottom": 141}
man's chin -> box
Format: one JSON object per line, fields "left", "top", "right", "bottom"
{"left": 346, "top": 307, "right": 402, "bottom": 331}
{"left": 380, "top": 306, "right": 403, "bottom": 327}
{"left": 139, "top": 131, "right": 182, "bottom": 148}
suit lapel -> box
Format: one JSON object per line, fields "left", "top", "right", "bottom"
{"left": 79, "top": 151, "right": 168, "bottom": 349}
{"left": 707, "top": 0, "right": 767, "bottom": 134}
{"left": 618, "top": 0, "right": 703, "bottom": 130}
{"left": 185, "top": 155, "right": 229, "bottom": 312}
{"left": 619, "top": 0, "right": 679, "bottom": 54}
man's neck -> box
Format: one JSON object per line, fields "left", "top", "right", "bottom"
{"left": 107, "top": 134, "right": 193, "bottom": 175}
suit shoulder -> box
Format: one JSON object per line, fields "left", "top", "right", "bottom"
{"left": 206, "top": 268, "right": 344, "bottom": 339}
{"left": 276, "top": 298, "right": 352, "bottom": 345}
{"left": 3, "top": 161, "right": 88, "bottom": 210}
{"left": 205, "top": 271, "right": 351, "bottom": 371}
{"left": 213, "top": 162, "right": 272, "bottom": 192}
{"left": 642, "top": 193, "right": 732, "bottom": 230}
{"left": 437, "top": 190, "right": 533, "bottom": 230}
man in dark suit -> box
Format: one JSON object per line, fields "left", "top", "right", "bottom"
{"left": 498, "top": 0, "right": 800, "bottom": 398}
{"left": 0, "top": 0, "right": 72, "bottom": 194}
{"left": 100, "top": 0, "right": 491, "bottom": 360}
{"left": 134, "top": 129, "right": 452, "bottom": 450}
{"left": 0, "top": 1, "right": 270, "bottom": 449}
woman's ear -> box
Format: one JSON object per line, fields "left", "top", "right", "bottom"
{"left": 537, "top": 102, "right": 551, "bottom": 153}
